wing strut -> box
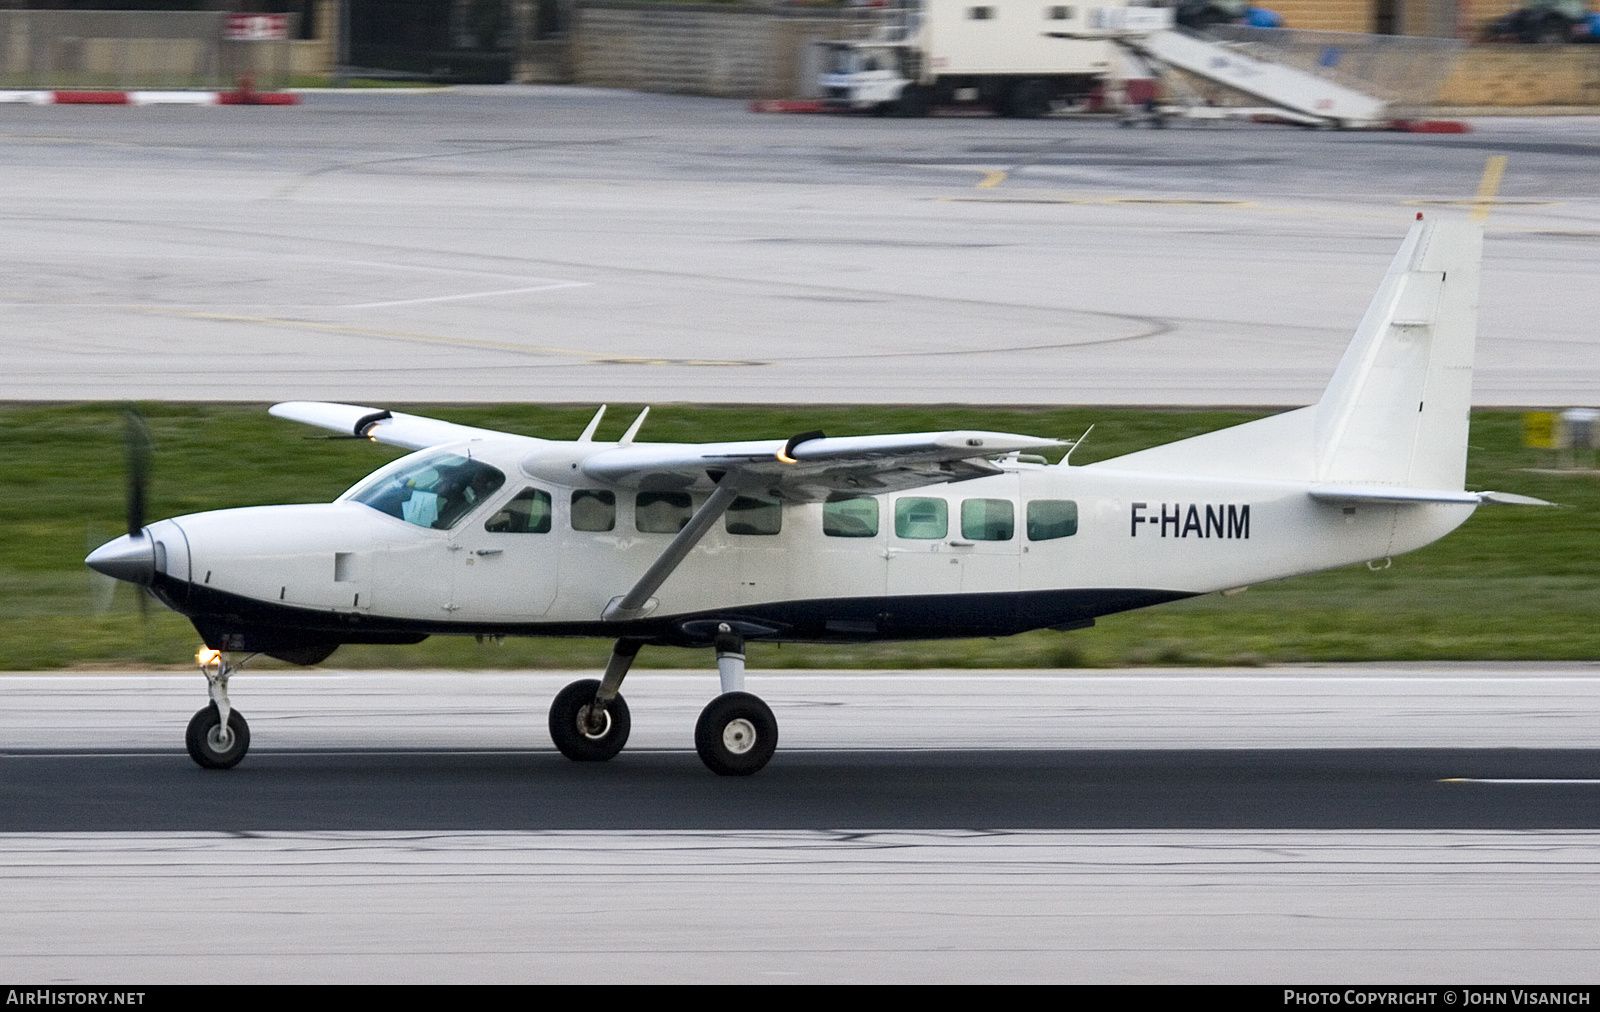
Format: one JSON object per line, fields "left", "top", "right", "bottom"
{"left": 602, "top": 483, "right": 742, "bottom": 622}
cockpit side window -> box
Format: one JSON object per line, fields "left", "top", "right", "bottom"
{"left": 348, "top": 451, "right": 506, "bottom": 530}
{"left": 485, "top": 487, "right": 552, "bottom": 533}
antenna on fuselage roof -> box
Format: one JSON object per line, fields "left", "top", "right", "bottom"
{"left": 1060, "top": 424, "right": 1093, "bottom": 465}
{"left": 577, "top": 405, "right": 607, "bottom": 442}
{"left": 619, "top": 406, "right": 651, "bottom": 445}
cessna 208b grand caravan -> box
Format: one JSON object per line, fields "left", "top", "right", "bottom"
{"left": 87, "top": 218, "right": 1545, "bottom": 775}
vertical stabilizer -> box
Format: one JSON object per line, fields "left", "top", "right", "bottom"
{"left": 1087, "top": 218, "right": 1482, "bottom": 485}
{"left": 1312, "top": 219, "right": 1481, "bottom": 489}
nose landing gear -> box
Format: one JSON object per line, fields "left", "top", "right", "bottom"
{"left": 187, "top": 648, "right": 252, "bottom": 769}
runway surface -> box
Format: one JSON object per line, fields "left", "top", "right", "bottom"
{"left": 2, "top": 86, "right": 1597, "bottom": 406}
{"left": 5, "top": 668, "right": 1600, "bottom": 832}
{"left": 4, "top": 667, "right": 1599, "bottom": 981}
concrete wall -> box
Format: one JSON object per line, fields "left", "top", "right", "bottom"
{"left": 289, "top": 0, "right": 338, "bottom": 79}
{"left": 559, "top": 2, "right": 1600, "bottom": 107}
{"left": 1259, "top": 0, "right": 1527, "bottom": 37}
{"left": 1438, "top": 44, "right": 1600, "bottom": 104}
{"left": 570, "top": 2, "right": 864, "bottom": 99}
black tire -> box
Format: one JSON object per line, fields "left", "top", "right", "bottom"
{"left": 893, "top": 84, "right": 930, "bottom": 118}
{"left": 185, "top": 704, "right": 250, "bottom": 769}
{"left": 548, "top": 678, "right": 631, "bottom": 762}
{"left": 1006, "top": 79, "right": 1052, "bottom": 119}
{"left": 694, "top": 692, "right": 778, "bottom": 776}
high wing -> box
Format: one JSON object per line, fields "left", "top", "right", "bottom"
{"left": 269, "top": 401, "right": 520, "bottom": 451}
{"left": 558, "top": 431, "right": 1065, "bottom": 501}
{"left": 275, "top": 401, "right": 1064, "bottom": 501}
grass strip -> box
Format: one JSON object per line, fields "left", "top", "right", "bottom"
{"left": 3, "top": 402, "right": 1594, "bottom": 670}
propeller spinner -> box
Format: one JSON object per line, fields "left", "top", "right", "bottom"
{"left": 85, "top": 410, "right": 158, "bottom": 587}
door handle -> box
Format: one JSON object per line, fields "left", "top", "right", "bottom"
{"left": 473, "top": 549, "right": 503, "bottom": 556}
{"left": 949, "top": 541, "right": 974, "bottom": 547}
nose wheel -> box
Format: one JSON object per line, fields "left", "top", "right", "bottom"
{"left": 186, "top": 703, "right": 250, "bottom": 769}
{"left": 187, "top": 648, "right": 252, "bottom": 769}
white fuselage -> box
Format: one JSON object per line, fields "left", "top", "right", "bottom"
{"left": 147, "top": 436, "right": 1473, "bottom": 640}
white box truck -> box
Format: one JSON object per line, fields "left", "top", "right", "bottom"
{"left": 819, "top": 1, "right": 1165, "bottom": 117}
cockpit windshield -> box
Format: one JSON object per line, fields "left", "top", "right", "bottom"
{"left": 347, "top": 450, "right": 505, "bottom": 530}
{"left": 826, "top": 45, "right": 860, "bottom": 75}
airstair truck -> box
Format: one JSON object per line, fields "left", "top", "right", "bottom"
{"left": 819, "top": 1, "right": 1145, "bottom": 117}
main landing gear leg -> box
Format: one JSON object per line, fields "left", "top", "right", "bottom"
{"left": 715, "top": 623, "right": 745, "bottom": 694}
{"left": 695, "top": 624, "right": 778, "bottom": 777}
{"left": 186, "top": 648, "right": 252, "bottom": 769}
{"left": 548, "top": 639, "right": 640, "bottom": 761}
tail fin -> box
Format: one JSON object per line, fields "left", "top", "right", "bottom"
{"left": 1089, "top": 218, "right": 1481, "bottom": 488}
{"left": 1312, "top": 219, "right": 1480, "bottom": 489}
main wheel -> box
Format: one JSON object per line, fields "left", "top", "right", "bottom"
{"left": 694, "top": 692, "right": 778, "bottom": 776}
{"left": 185, "top": 704, "right": 250, "bottom": 769}
{"left": 548, "top": 678, "right": 631, "bottom": 762}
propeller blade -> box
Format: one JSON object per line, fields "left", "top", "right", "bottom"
{"left": 123, "top": 408, "right": 152, "bottom": 537}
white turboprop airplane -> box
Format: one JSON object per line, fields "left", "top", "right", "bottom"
{"left": 87, "top": 217, "right": 1547, "bottom": 775}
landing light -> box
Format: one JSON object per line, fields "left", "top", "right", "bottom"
{"left": 195, "top": 647, "right": 222, "bottom": 666}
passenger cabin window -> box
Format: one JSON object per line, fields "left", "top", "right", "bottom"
{"left": 570, "top": 490, "right": 616, "bottom": 532}
{"left": 726, "top": 495, "right": 781, "bottom": 536}
{"left": 1047, "top": 5, "right": 1074, "bottom": 19}
{"left": 968, "top": 5, "right": 995, "bottom": 18}
{"left": 823, "top": 494, "right": 879, "bottom": 538}
{"left": 895, "top": 497, "right": 948, "bottom": 539}
{"left": 961, "top": 498, "right": 1015, "bottom": 541}
{"left": 348, "top": 450, "right": 505, "bottom": 531}
{"left": 485, "top": 487, "right": 552, "bottom": 533}
{"left": 636, "top": 491, "right": 693, "bottom": 533}
{"left": 1027, "top": 499, "right": 1079, "bottom": 540}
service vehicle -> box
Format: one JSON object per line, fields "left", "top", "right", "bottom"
{"left": 818, "top": 0, "right": 1151, "bottom": 116}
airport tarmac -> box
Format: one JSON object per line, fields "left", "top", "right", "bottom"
{"left": 1, "top": 87, "right": 1597, "bottom": 407}
{"left": 3, "top": 666, "right": 1599, "bottom": 982}
{"left": 4, "top": 86, "right": 1598, "bottom": 982}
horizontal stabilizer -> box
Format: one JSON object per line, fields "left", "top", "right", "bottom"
{"left": 1309, "top": 484, "right": 1554, "bottom": 506}
{"left": 1477, "top": 490, "right": 1557, "bottom": 507}
{"left": 269, "top": 402, "right": 519, "bottom": 451}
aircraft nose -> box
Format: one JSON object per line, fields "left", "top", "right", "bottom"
{"left": 85, "top": 534, "right": 156, "bottom": 586}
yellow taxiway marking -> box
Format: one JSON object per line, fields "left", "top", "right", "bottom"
{"left": 1405, "top": 199, "right": 1557, "bottom": 207}
{"left": 943, "top": 195, "right": 1256, "bottom": 207}
{"left": 129, "top": 306, "right": 762, "bottom": 367}
{"left": 1471, "top": 154, "right": 1508, "bottom": 222}
{"left": 976, "top": 170, "right": 1008, "bottom": 189}
{"left": 1441, "top": 778, "right": 1600, "bottom": 784}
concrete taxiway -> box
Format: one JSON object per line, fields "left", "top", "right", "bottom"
{"left": 1, "top": 87, "right": 1597, "bottom": 406}
{"left": 3, "top": 666, "right": 1599, "bottom": 981}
